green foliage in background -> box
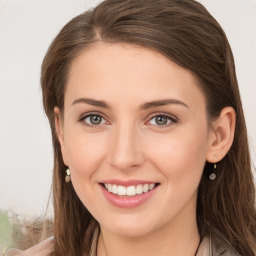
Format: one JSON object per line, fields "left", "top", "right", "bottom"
{"left": 0, "top": 210, "right": 53, "bottom": 254}
{"left": 0, "top": 210, "right": 13, "bottom": 252}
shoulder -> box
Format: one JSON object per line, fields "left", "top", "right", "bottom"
{"left": 197, "top": 229, "right": 241, "bottom": 256}
{"left": 3, "top": 237, "right": 54, "bottom": 256}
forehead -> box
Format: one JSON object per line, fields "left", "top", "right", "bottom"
{"left": 65, "top": 42, "right": 206, "bottom": 109}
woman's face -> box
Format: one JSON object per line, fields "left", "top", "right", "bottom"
{"left": 56, "top": 42, "right": 214, "bottom": 237}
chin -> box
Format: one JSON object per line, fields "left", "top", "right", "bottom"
{"left": 110, "top": 225, "right": 153, "bottom": 238}
{"left": 100, "top": 215, "right": 160, "bottom": 238}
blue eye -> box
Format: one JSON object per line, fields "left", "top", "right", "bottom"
{"left": 82, "top": 114, "right": 107, "bottom": 126}
{"left": 148, "top": 115, "right": 176, "bottom": 126}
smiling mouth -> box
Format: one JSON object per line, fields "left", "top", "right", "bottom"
{"left": 100, "top": 183, "right": 160, "bottom": 197}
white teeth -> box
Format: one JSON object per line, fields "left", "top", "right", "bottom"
{"left": 143, "top": 184, "right": 149, "bottom": 193}
{"left": 107, "top": 184, "right": 112, "bottom": 192}
{"left": 127, "top": 186, "right": 136, "bottom": 196}
{"left": 104, "top": 183, "right": 157, "bottom": 196}
{"left": 136, "top": 184, "right": 143, "bottom": 195}
{"left": 118, "top": 186, "right": 126, "bottom": 196}
{"left": 149, "top": 184, "right": 154, "bottom": 190}
{"left": 112, "top": 184, "right": 118, "bottom": 195}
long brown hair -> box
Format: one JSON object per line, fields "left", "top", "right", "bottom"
{"left": 41, "top": 0, "right": 256, "bottom": 255}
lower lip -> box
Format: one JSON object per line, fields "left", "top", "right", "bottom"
{"left": 100, "top": 185, "right": 158, "bottom": 208}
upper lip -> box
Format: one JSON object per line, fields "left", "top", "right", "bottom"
{"left": 100, "top": 179, "right": 159, "bottom": 186}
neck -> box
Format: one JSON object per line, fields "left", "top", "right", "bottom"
{"left": 97, "top": 213, "right": 200, "bottom": 256}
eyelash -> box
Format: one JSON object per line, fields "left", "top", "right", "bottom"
{"left": 79, "top": 112, "right": 108, "bottom": 128}
{"left": 147, "top": 113, "right": 178, "bottom": 127}
{"left": 79, "top": 112, "right": 178, "bottom": 128}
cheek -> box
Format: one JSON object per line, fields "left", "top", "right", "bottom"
{"left": 63, "top": 132, "right": 108, "bottom": 211}
{"left": 143, "top": 126, "right": 209, "bottom": 222}
{"left": 147, "top": 126, "right": 208, "bottom": 183}
{"left": 63, "top": 129, "right": 107, "bottom": 182}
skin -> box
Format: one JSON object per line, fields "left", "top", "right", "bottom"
{"left": 55, "top": 42, "right": 235, "bottom": 256}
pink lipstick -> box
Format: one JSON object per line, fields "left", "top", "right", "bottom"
{"left": 99, "top": 180, "right": 159, "bottom": 208}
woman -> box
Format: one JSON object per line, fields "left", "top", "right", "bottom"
{"left": 4, "top": 0, "right": 256, "bottom": 255}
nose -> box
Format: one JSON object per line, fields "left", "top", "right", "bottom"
{"left": 107, "top": 124, "right": 145, "bottom": 171}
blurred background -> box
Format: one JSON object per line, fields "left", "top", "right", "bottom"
{"left": 0, "top": 0, "right": 256, "bottom": 251}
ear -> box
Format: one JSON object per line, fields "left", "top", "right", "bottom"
{"left": 54, "top": 107, "right": 69, "bottom": 166}
{"left": 206, "top": 107, "right": 236, "bottom": 163}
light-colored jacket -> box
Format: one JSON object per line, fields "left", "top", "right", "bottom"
{"left": 1, "top": 229, "right": 241, "bottom": 256}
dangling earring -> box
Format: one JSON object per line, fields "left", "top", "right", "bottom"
{"left": 65, "top": 168, "right": 71, "bottom": 183}
{"left": 209, "top": 163, "right": 216, "bottom": 180}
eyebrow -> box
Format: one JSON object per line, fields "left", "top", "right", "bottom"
{"left": 72, "top": 98, "right": 110, "bottom": 109}
{"left": 71, "top": 98, "right": 189, "bottom": 110}
{"left": 139, "top": 99, "right": 189, "bottom": 110}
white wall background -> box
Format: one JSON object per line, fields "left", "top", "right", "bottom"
{"left": 0, "top": 0, "right": 255, "bottom": 217}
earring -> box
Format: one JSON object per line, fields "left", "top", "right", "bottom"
{"left": 65, "top": 168, "right": 71, "bottom": 183}
{"left": 209, "top": 163, "right": 217, "bottom": 180}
